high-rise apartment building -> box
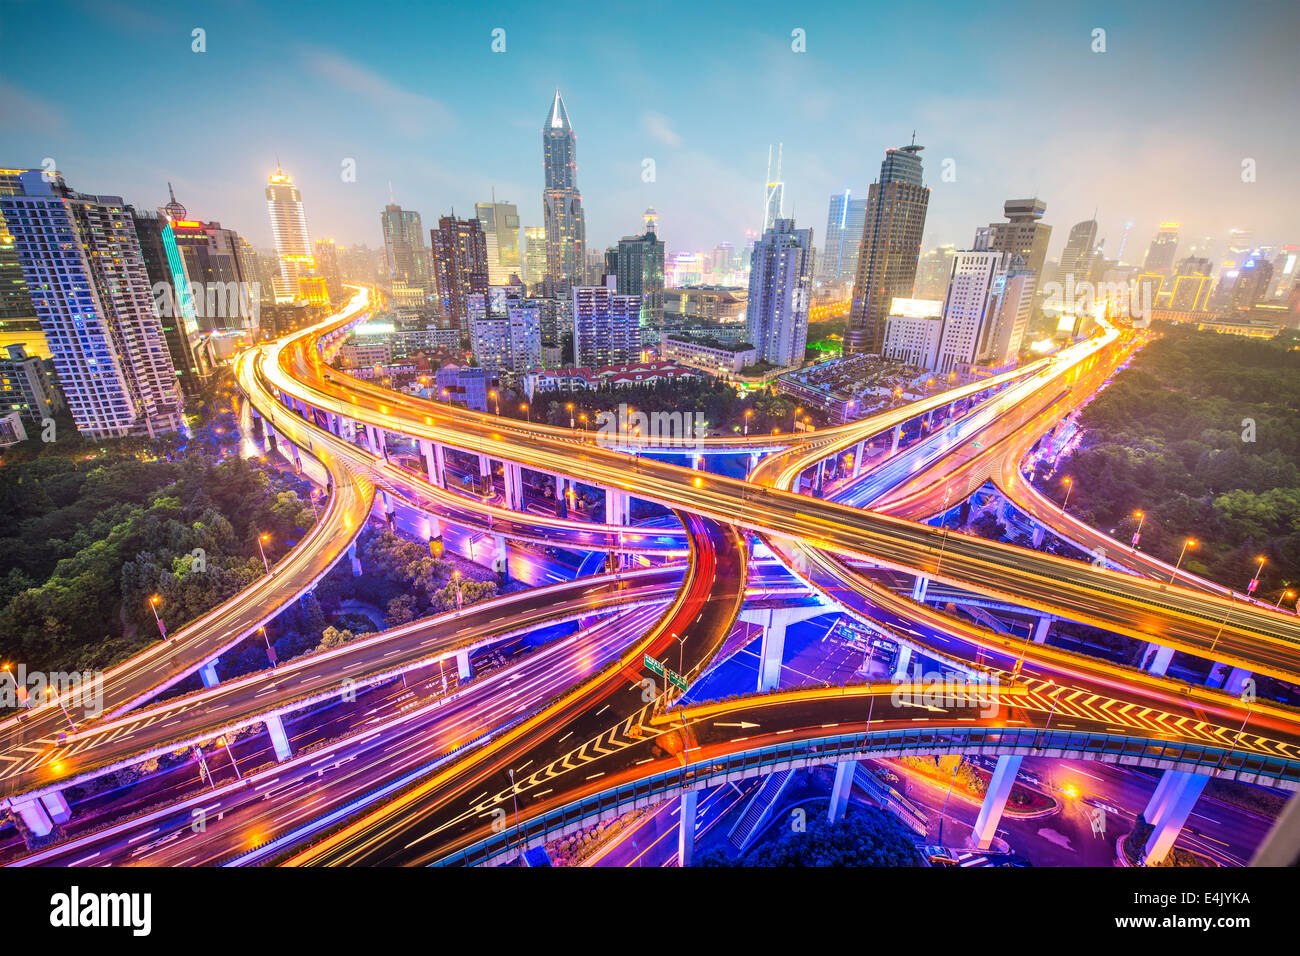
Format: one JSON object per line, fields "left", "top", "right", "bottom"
{"left": 616, "top": 230, "right": 666, "bottom": 326}
{"left": 542, "top": 90, "right": 586, "bottom": 288}
{"left": 846, "top": 142, "right": 930, "bottom": 354}
{"left": 1143, "top": 222, "right": 1180, "bottom": 274}
{"left": 130, "top": 208, "right": 207, "bottom": 395}
{"left": 0, "top": 170, "right": 184, "bottom": 438}
{"left": 0, "top": 343, "right": 61, "bottom": 424}
{"left": 475, "top": 198, "right": 522, "bottom": 285}
{"left": 762, "top": 145, "right": 785, "bottom": 233}
{"left": 934, "top": 251, "right": 1004, "bottom": 376}
{"left": 470, "top": 285, "right": 542, "bottom": 375}
{"left": 817, "top": 190, "right": 868, "bottom": 283}
{"left": 265, "top": 165, "right": 315, "bottom": 303}
{"left": 431, "top": 214, "right": 488, "bottom": 329}
{"left": 746, "top": 218, "right": 814, "bottom": 368}
{"left": 572, "top": 282, "right": 640, "bottom": 368}
{"left": 381, "top": 202, "right": 429, "bottom": 285}
{"left": 523, "top": 226, "right": 547, "bottom": 288}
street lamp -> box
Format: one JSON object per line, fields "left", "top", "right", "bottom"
{"left": 1060, "top": 476, "right": 1073, "bottom": 512}
{"left": 45, "top": 686, "right": 76, "bottom": 733}
{"left": 744, "top": 408, "right": 752, "bottom": 436}
{"left": 1275, "top": 589, "right": 1294, "bottom": 610}
{"left": 149, "top": 595, "right": 167, "bottom": 640}
{"left": 1130, "top": 510, "right": 1145, "bottom": 551}
{"left": 520, "top": 402, "right": 530, "bottom": 424}
{"left": 217, "top": 735, "right": 243, "bottom": 779}
{"left": 490, "top": 389, "right": 500, "bottom": 416}
{"left": 566, "top": 402, "right": 575, "bottom": 429}
{"left": 1170, "top": 538, "right": 1196, "bottom": 582}
{"left": 1247, "top": 556, "right": 1265, "bottom": 596}
{"left": 1034, "top": 680, "right": 1060, "bottom": 751}
{"left": 508, "top": 767, "right": 522, "bottom": 855}
{"left": 257, "top": 533, "right": 271, "bottom": 573}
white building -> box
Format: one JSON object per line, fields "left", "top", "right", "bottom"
{"left": 470, "top": 285, "right": 542, "bottom": 375}
{"left": 935, "top": 251, "right": 1003, "bottom": 377}
{"left": 746, "top": 218, "right": 813, "bottom": 367}
{"left": 882, "top": 298, "right": 943, "bottom": 369}
{"left": 265, "top": 165, "right": 314, "bottom": 303}
{"left": 660, "top": 333, "right": 757, "bottom": 377}
{"left": 572, "top": 281, "right": 640, "bottom": 368}
{"left": 0, "top": 170, "right": 184, "bottom": 439}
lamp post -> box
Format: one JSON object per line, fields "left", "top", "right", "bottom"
{"left": 744, "top": 408, "right": 752, "bottom": 436}
{"left": 45, "top": 686, "right": 76, "bottom": 733}
{"left": 257, "top": 533, "right": 271, "bottom": 573}
{"left": 520, "top": 402, "right": 530, "bottom": 424}
{"left": 217, "top": 735, "right": 243, "bottom": 779}
{"left": 149, "top": 595, "right": 167, "bottom": 640}
{"left": 490, "top": 389, "right": 500, "bottom": 416}
{"left": 1275, "top": 589, "right": 1294, "bottom": 610}
{"left": 566, "top": 402, "right": 575, "bottom": 429}
{"left": 1170, "top": 538, "right": 1196, "bottom": 582}
{"left": 1130, "top": 510, "right": 1145, "bottom": 551}
{"left": 1247, "top": 556, "right": 1265, "bottom": 596}
{"left": 1060, "top": 476, "right": 1073, "bottom": 512}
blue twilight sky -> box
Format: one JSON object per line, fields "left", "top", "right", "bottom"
{"left": 1, "top": 0, "right": 1296, "bottom": 263}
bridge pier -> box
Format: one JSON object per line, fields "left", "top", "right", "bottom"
{"left": 419, "top": 439, "right": 445, "bottom": 488}
{"left": 1031, "top": 525, "right": 1045, "bottom": 548}
{"left": 827, "top": 760, "right": 855, "bottom": 822}
{"left": 605, "top": 489, "right": 629, "bottom": 526}
{"left": 456, "top": 649, "right": 473, "bottom": 682}
{"left": 10, "top": 797, "right": 54, "bottom": 838}
{"left": 1142, "top": 770, "right": 1208, "bottom": 864}
{"left": 890, "top": 423, "right": 903, "bottom": 455}
{"left": 494, "top": 534, "right": 510, "bottom": 583}
{"left": 972, "top": 754, "right": 1022, "bottom": 848}
{"left": 1223, "top": 666, "right": 1253, "bottom": 695}
{"left": 41, "top": 790, "right": 71, "bottom": 826}
{"left": 890, "top": 644, "right": 913, "bottom": 679}
{"left": 910, "top": 574, "right": 929, "bottom": 602}
{"left": 477, "top": 455, "right": 493, "bottom": 496}
{"left": 852, "top": 440, "right": 865, "bottom": 479}
{"left": 678, "top": 790, "right": 698, "bottom": 867}
{"left": 741, "top": 604, "right": 832, "bottom": 692}
{"left": 503, "top": 462, "right": 523, "bottom": 511}
{"left": 200, "top": 661, "right": 220, "bottom": 689}
{"left": 348, "top": 541, "right": 362, "bottom": 576}
{"left": 1143, "top": 643, "right": 1175, "bottom": 677}
{"left": 1032, "top": 615, "right": 1053, "bottom": 644}
{"left": 265, "top": 713, "right": 293, "bottom": 762}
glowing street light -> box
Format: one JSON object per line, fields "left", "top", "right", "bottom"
{"left": 1060, "top": 476, "right": 1073, "bottom": 511}
{"left": 566, "top": 402, "right": 575, "bottom": 429}
{"left": 744, "top": 408, "right": 753, "bottom": 436}
{"left": 1170, "top": 538, "right": 1196, "bottom": 581}
{"left": 1247, "top": 556, "right": 1265, "bottom": 595}
{"left": 149, "top": 595, "right": 167, "bottom": 640}
{"left": 257, "top": 533, "right": 271, "bottom": 573}
{"left": 1275, "top": 589, "right": 1295, "bottom": 610}
{"left": 520, "top": 402, "right": 530, "bottom": 424}
{"left": 1130, "top": 510, "right": 1145, "bottom": 550}
{"left": 45, "top": 686, "right": 77, "bottom": 733}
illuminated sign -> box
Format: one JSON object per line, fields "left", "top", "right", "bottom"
{"left": 888, "top": 297, "right": 943, "bottom": 319}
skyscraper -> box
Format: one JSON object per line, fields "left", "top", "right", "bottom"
{"left": 523, "top": 226, "right": 547, "bottom": 287}
{"left": 0, "top": 169, "right": 184, "bottom": 438}
{"left": 1143, "top": 222, "right": 1180, "bottom": 274}
{"left": 846, "top": 142, "right": 930, "bottom": 354}
{"left": 542, "top": 90, "right": 586, "bottom": 288}
{"left": 475, "top": 198, "right": 522, "bottom": 285}
{"left": 572, "top": 283, "right": 640, "bottom": 368}
{"left": 616, "top": 229, "right": 666, "bottom": 326}
{"left": 762, "top": 144, "right": 784, "bottom": 233}
{"left": 265, "top": 164, "right": 315, "bottom": 303}
{"left": 1055, "top": 219, "right": 1099, "bottom": 286}
{"left": 381, "top": 202, "right": 429, "bottom": 285}
{"left": 817, "top": 190, "right": 868, "bottom": 283}
{"left": 470, "top": 285, "right": 542, "bottom": 375}
{"left": 130, "top": 208, "right": 206, "bottom": 395}
{"left": 982, "top": 199, "right": 1051, "bottom": 281}
{"left": 934, "top": 251, "right": 1004, "bottom": 377}
{"left": 746, "top": 218, "right": 814, "bottom": 368}
{"left": 431, "top": 214, "right": 488, "bottom": 329}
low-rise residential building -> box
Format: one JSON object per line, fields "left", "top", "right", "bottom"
{"left": 659, "top": 333, "right": 756, "bottom": 377}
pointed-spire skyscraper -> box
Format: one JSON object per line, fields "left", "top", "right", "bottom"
{"left": 541, "top": 90, "right": 586, "bottom": 290}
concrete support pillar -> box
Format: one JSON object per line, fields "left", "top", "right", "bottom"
{"left": 678, "top": 790, "right": 698, "bottom": 867}
{"left": 605, "top": 489, "right": 629, "bottom": 526}
{"left": 1143, "top": 771, "right": 1208, "bottom": 865}
{"left": 348, "top": 541, "right": 362, "bottom": 577}
{"left": 503, "top": 462, "right": 523, "bottom": 511}
{"left": 852, "top": 440, "right": 865, "bottom": 479}
{"left": 200, "top": 661, "right": 220, "bottom": 689}
{"left": 924, "top": 410, "right": 934, "bottom": 430}
{"left": 828, "top": 760, "right": 856, "bottom": 822}
{"left": 11, "top": 798, "right": 53, "bottom": 837}
{"left": 494, "top": 534, "right": 510, "bottom": 583}
{"left": 456, "top": 649, "right": 473, "bottom": 682}
{"left": 972, "top": 755, "right": 1022, "bottom": 849}
{"left": 1032, "top": 616, "right": 1053, "bottom": 644}
{"left": 1145, "top": 643, "right": 1176, "bottom": 677}
{"left": 478, "top": 455, "right": 492, "bottom": 496}
{"left": 265, "top": 713, "right": 293, "bottom": 762}
{"left": 691, "top": 454, "right": 703, "bottom": 471}
{"left": 419, "top": 439, "right": 444, "bottom": 489}
{"left": 1223, "top": 667, "right": 1253, "bottom": 696}
{"left": 554, "top": 475, "right": 568, "bottom": 518}
{"left": 40, "top": 790, "right": 71, "bottom": 825}
{"left": 1032, "top": 525, "right": 1046, "bottom": 548}
{"left": 363, "top": 423, "right": 377, "bottom": 455}
{"left": 890, "top": 423, "right": 903, "bottom": 455}
{"left": 373, "top": 426, "right": 387, "bottom": 458}
{"left": 910, "top": 574, "right": 929, "bottom": 603}
{"left": 757, "top": 608, "right": 788, "bottom": 692}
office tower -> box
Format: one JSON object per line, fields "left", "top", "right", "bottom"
{"left": 265, "top": 164, "right": 315, "bottom": 303}
{"left": 762, "top": 144, "right": 784, "bottom": 233}
{"left": 882, "top": 298, "right": 943, "bottom": 368}
{"left": 914, "top": 244, "right": 957, "bottom": 300}
{"left": 1229, "top": 254, "right": 1274, "bottom": 310}
{"left": 817, "top": 190, "right": 869, "bottom": 283}
{"left": 584, "top": 248, "right": 605, "bottom": 286}
{"left": 313, "top": 238, "right": 343, "bottom": 300}
{"left": 1143, "top": 222, "right": 1180, "bottom": 274}
{"left": 523, "top": 226, "right": 547, "bottom": 287}
{"left": 1055, "top": 219, "right": 1099, "bottom": 286}
{"left": 643, "top": 207, "right": 659, "bottom": 237}
{"left": 0, "top": 169, "right": 184, "bottom": 438}
{"left": 431, "top": 214, "right": 488, "bottom": 328}
{"left": 746, "top": 218, "right": 813, "bottom": 368}
{"left": 712, "top": 242, "right": 735, "bottom": 277}
{"left": 130, "top": 209, "right": 207, "bottom": 395}
{"left": 0, "top": 344, "right": 61, "bottom": 423}
{"left": 542, "top": 90, "right": 586, "bottom": 287}
{"left": 381, "top": 202, "right": 429, "bottom": 285}
{"left": 983, "top": 199, "right": 1051, "bottom": 281}
{"left": 1169, "top": 257, "right": 1214, "bottom": 311}
{"left": 983, "top": 258, "right": 1035, "bottom": 367}
{"left": 572, "top": 283, "right": 640, "bottom": 368}
{"left": 616, "top": 229, "right": 666, "bottom": 325}
{"left": 470, "top": 285, "right": 542, "bottom": 375}
{"left": 934, "top": 250, "right": 1004, "bottom": 376}
{"left": 475, "top": 198, "right": 522, "bottom": 286}
{"left": 846, "top": 142, "right": 930, "bottom": 354}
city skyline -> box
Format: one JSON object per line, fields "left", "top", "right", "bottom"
{"left": 2, "top": 0, "right": 1295, "bottom": 262}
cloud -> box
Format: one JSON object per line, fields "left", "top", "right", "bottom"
{"left": 642, "top": 112, "right": 682, "bottom": 148}
{"left": 300, "top": 47, "right": 455, "bottom": 138}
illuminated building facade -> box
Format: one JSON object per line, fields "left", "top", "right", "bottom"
{"left": 542, "top": 90, "right": 586, "bottom": 288}
{"left": 265, "top": 165, "right": 315, "bottom": 303}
